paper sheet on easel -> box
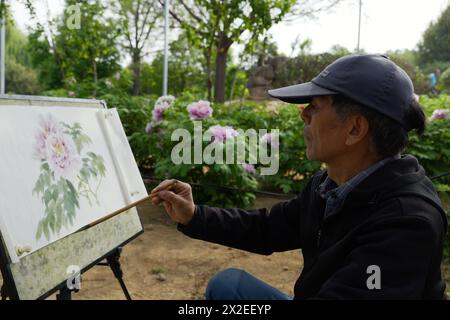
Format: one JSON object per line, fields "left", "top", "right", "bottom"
{"left": 0, "top": 106, "right": 147, "bottom": 263}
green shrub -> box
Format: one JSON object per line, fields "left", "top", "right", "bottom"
{"left": 148, "top": 101, "right": 259, "bottom": 208}
{"left": 126, "top": 98, "right": 322, "bottom": 206}
{"left": 407, "top": 95, "right": 450, "bottom": 195}
{"left": 115, "top": 93, "right": 449, "bottom": 210}
{"left": 437, "top": 67, "right": 450, "bottom": 93}
{"left": 6, "top": 59, "right": 41, "bottom": 95}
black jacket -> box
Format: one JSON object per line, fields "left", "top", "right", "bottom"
{"left": 179, "top": 155, "right": 448, "bottom": 299}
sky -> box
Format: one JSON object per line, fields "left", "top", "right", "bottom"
{"left": 10, "top": 0, "right": 450, "bottom": 59}
{"left": 270, "top": 0, "right": 449, "bottom": 55}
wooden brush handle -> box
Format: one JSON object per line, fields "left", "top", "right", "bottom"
{"left": 77, "top": 181, "right": 176, "bottom": 232}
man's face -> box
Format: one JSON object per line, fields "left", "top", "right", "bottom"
{"left": 300, "top": 96, "right": 349, "bottom": 163}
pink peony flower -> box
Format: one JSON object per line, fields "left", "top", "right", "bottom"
{"left": 207, "top": 125, "right": 239, "bottom": 143}
{"left": 145, "top": 122, "right": 154, "bottom": 134}
{"left": 156, "top": 95, "right": 176, "bottom": 106}
{"left": 260, "top": 133, "right": 279, "bottom": 148}
{"left": 45, "top": 133, "right": 81, "bottom": 181}
{"left": 33, "top": 114, "right": 63, "bottom": 160}
{"left": 187, "top": 100, "right": 213, "bottom": 120}
{"left": 242, "top": 163, "right": 256, "bottom": 174}
{"left": 152, "top": 101, "right": 171, "bottom": 122}
{"left": 430, "top": 109, "right": 450, "bottom": 121}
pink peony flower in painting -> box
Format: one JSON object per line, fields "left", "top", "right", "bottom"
{"left": 33, "top": 131, "right": 49, "bottom": 160}
{"left": 33, "top": 114, "right": 63, "bottom": 160}
{"left": 45, "top": 133, "right": 81, "bottom": 180}
{"left": 32, "top": 113, "right": 106, "bottom": 240}
{"left": 207, "top": 125, "right": 239, "bottom": 143}
{"left": 187, "top": 100, "right": 213, "bottom": 120}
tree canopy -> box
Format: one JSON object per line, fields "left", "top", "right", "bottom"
{"left": 418, "top": 4, "right": 450, "bottom": 67}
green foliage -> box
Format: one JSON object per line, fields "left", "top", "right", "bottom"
{"left": 407, "top": 117, "right": 450, "bottom": 193}
{"left": 270, "top": 52, "right": 348, "bottom": 88}
{"left": 26, "top": 27, "right": 64, "bottom": 90}
{"left": 150, "top": 103, "right": 259, "bottom": 208}
{"left": 110, "top": 0, "right": 161, "bottom": 95}
{"left": 406, "top": 95, "right": 450, "bottom": 195}
{"left": 5, "top": 18, "right": 32, "bottom": 67}
{"left": 437, "top": 67, "right": 450, "bottom": 93}
{"left": 5, "top": 59, "right": 40, "bottom": 94}
{"left": 418, "top": 5, "right": 450, "bottom": 67}
{"left": 115, "top": 93, "right": 450, "bottom": 210}
{"left": 226, "top": 65, "right": 248, "bottom": 101}
{"left": 148, "top": 35, "right": 207, "bottom": 97}
{"left": 27, "top": 0, "right": 121, "bottom": 96}
{"left": 418, "top": 94, "right": 450, "bottom": 117}
{"left": 58, "top": 0, "right": 121, "bottom": 96}
{"left": 119, "top": 95, "right": 322, "bottom": 206}
{"left": 171, "top": 0, "right": 298, "bottom": 101}
{"left": 2, "top": 16, "right": 40, "bottom": 94}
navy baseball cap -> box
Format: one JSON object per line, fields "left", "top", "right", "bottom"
{"left": 267, "top": 54, "right": 415, "bottom": 130}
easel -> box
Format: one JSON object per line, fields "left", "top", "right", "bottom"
{"left": 1, "top": 245, "right": 133, "bottom": 300}
{"left": 54, "top": 247, "right": 131, "bottom": 300}
{"left": 0, "top": 94, "right": 145, "bottom": 300}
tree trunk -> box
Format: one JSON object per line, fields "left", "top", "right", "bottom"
{"left": 229, "top": 66, "right": 239, "bottom": 101}
{"left": 132, "top": 51, "right": 141, "bottom": 96}
{"left": 214, "top": 33, "right": 233, "bottom": 103}
{"left": 214, "top": 50, "right": 227, "bottom": 103}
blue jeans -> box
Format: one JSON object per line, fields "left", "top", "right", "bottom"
{"left": 205, "top": 268, "right": 293, "bottom": 300}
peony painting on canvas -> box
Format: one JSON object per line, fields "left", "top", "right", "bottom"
{"left": 0, "top": 106, "right": 147, "bottom": 263}
{"left": 32, "top": 114, "right": 106, "bottom": 240}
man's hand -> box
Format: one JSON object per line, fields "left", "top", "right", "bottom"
{"left": 151, "top": 179, "right": 195, "bottom": 225}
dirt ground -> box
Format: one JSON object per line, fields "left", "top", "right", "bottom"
{"left": 1, "top": 196, "right": 449, "bottom": 300}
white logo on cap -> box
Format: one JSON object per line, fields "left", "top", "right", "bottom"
{"left": 320, "top": 70, "right": 330, "bottom": 77}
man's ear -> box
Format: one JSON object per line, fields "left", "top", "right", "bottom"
{"left": 345, "top": 115, "right": 370, "bottom": 146}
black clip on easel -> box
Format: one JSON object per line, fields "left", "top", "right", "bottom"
{"left": 56, "top": 247, "right": 131, "bottom": 300}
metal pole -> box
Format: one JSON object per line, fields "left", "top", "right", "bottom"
{"left": 0, "top": 18, "right": 5, "bottom": 94}
{"left": 163, "top": 0, "right": 169, "bottom": 96}
{"left": 356, "top": 0, "right": 362, "bottom": 53}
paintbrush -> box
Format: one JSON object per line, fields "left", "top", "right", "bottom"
{"left": 76, "top": 181, "right": 177, "bottom": 232}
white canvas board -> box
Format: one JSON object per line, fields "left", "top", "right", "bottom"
{"left": 0, "top": 105, "right": 147, "bottom": 263}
